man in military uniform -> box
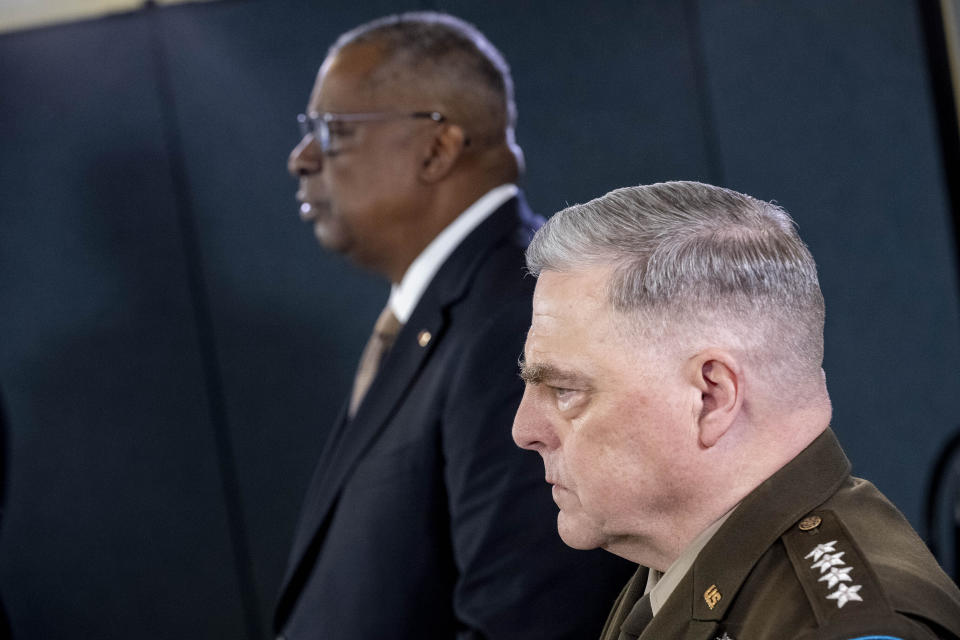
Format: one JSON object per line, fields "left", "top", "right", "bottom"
{"left": 512, "top": 181, "right": 960, "bottom": 639}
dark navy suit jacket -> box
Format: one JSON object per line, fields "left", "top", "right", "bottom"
{"left": 274, "top": 195, "right": 634, "bottom": 639}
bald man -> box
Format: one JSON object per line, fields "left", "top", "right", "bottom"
{"left": 277, "top": 12, "right": 632, "bottom": 640}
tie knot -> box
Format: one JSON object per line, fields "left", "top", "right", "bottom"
{"left": 373, "top": 306, "right": 402, "bottom": 340}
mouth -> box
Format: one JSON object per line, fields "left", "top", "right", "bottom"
{"left": 545, "top": 475, "right": 565, "bottom": 489}
{"left": 551, "top": 484, "right": 572, "bottom": 506}
{"left": 298, "top": 200, "right": 330, "bottom": 223}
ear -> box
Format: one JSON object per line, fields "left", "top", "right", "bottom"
{"left": 691, "top": 350, "right": 742, "bottom": 448}
{"left": 419, "top": 124, "right": 467, "bottom": 182}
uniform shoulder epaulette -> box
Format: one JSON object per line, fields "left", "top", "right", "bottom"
{"left": 781, "top": 510, "right": 939, "bottom": 640}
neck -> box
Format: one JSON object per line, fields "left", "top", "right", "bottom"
{"left": 604, "top": 512, "right": 718, "bottom": 572}
{"left": 613, "top": 400, "right": 831, "bottom": 571}
{"left": 380, "top": 177, "right": 511, "bottom": 284}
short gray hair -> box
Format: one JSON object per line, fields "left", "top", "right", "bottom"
{"left": 331, "top": 12, "right": 519, "bottom": 160}
{"left": 527, "top": 181, "right": 825, "bottom": 381}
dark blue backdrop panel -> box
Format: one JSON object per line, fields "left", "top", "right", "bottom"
{"left": 0, "top": 12, "right": 246, "bottom": 640}
{"left": 698, "top": 0, "right": 960, "bottom": 525}
{"left": 443, "top": 0, "right": 717, "bottom": 211}
{"left": 0, "top": 1, "right": 957, "bottom": 639}
{"left": 154, "top": 0, "right": 401, "bottom": 629}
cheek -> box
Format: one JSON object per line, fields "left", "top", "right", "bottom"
{"left": 329, "top": 164, "right": 399, "bottom": 224}
{"left": 323, "top": 175, "right": 375, "bottom": 235}
{"left": 325, "top": 165, "right": 361, "bottom": 208}
{"left": 562, "top": 437, "right": 625, "bottom": 510}
{"left": 563, "top": 406, "right": 665, "bottom": 501}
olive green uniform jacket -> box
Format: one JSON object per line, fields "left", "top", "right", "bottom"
{"left": 600, "top": 429, "right": 960, "bottom": 640}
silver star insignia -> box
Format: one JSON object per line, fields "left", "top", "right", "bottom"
{"left": 811, "top": 551, "right": 845, "bottom": 573}
{"left": 817, "top": 565, "right": 853, "bottom": 588}
{"left": 826, "top": 583, "right": 863, "bottom": 608}
{"left": 804, "top": 540, "right": 837, "bottom": 562}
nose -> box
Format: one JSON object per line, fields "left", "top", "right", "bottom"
{"left": 512, "top": 386, "right": 558, "bottom": 454}
{"left": 288, "top": 134, "right": 322, "bottom": 177}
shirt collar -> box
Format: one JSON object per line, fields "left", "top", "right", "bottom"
{"left": 646, "top": 507, "right": 738, "bottom": 615}
{"left": 388, "top": 184, "right": 518, "bottom": 323}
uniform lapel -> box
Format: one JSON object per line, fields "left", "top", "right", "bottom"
{"left": 636, "top": 571, "right": 718, "bottom": 640}
{"left": 276, "top": 196, "right": 535, "bottom": 616}
{"left": 684, "top": 430, "right": 850, "bottom": 627}
{"left": 607, "top": 569, "right": 719, "bottom": 640}
{"left": 644, "top": 613, "right": 719, "bottom": 640}
{"left": 639, "top": 430, "right": 850, "bottom": 640}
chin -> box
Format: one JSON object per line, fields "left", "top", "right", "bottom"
{"left": 557, "top": 513, "right": 603, "bottom": 551}
{"left": 313, "top": 223, "right": 351, "bottom": 255}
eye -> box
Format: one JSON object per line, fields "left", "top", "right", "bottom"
{"left": 552, "top": 386, "right": 582, "bottom": 413}
{"left": 321, "top": 124, "right": 354, "bottom": 157}
{"left": 327, "top": 123, "right": 354, "bottom": 139}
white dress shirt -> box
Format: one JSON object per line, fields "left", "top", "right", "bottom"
{"left": 387, "top": 184, "right": 519, "bottom": 323}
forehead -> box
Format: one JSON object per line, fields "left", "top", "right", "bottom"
{"left": 527, "top": 268, "right": 625, "bottom": 362}
{"left": 311, "top": 43, "right": 416, "bottom": 112}
{"left": 532, "top": 269, "right": 609, "bottom": 325}
{"left": 527, "top": 269, "right": 681, "bottom": 394}
{"left": 310, "top": 43, "right": 380, "bottom": 110}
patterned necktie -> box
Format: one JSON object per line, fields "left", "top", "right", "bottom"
{"left": 349, "top": 305, "right": 402, "bottom": 418}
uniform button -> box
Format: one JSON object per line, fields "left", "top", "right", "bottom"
{"left": 417, "top": 330, "right": 432, "bottom": 347}
{"left": 798, "top": 515, "right": 822, "bottom": 531}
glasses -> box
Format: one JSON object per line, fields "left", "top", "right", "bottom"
{"left": 296, "top": 111, "right": 446, "bottom": 154}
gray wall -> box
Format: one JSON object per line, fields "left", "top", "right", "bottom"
{"left": 0, "top": 1, "right": 957, "bottom": 638}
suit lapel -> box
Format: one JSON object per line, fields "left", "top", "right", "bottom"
{"left": 277, "top": 196, "right": 535, "bottom": 614}
{"left": 284, "top": 306, "right": 444, "bottom": 568}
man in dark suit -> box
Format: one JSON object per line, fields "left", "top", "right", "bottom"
{"left": 277, "top": 12, "right": 633, "bottom": 640}
{"left": 513, "top": 181, "right": 960, "bottom": 639}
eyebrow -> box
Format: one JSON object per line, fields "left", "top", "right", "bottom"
{"left": 518, "top": 358, "right": 590, "bottom": 387}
